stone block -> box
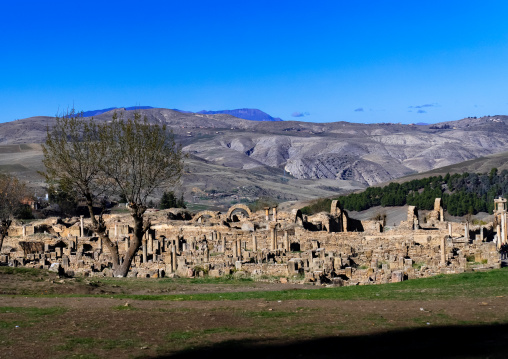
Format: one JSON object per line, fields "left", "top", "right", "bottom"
{"left": 241, "top": 221, "right": 255, "bottom": 232}
{"left": 391, "top": 270, "right": 403, "bottom": 283}
{"left": 209, "top": 269, "right": 221, "bottom": 277}
{"left": 49, "top": 262, "right": 61, "bottom": 273}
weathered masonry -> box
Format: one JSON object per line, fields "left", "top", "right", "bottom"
{"left": 1, "top": 197, "right": 504, "bottom": 285}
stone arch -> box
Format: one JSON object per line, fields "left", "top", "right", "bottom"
{"left": 292, "top": 209, "right": 304, "bottom": 226}
{"left": 192, "top": 210, "right": 220, "bottom": 223}
{"left": 226, "top": 204, "right": 252, "bottom": 221}
{"left": 330, "top": 200, "right": 342, "bottom": 216}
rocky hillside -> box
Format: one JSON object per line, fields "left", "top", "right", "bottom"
{"left": 196, "top": 108, "right": 283, "bottom": 122}
{"left": 2, "top": 109, "right": 508, "bottom": 189}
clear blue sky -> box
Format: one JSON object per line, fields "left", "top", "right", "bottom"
{"left": 1, "top": 1, "right": 508, "bottom": 124}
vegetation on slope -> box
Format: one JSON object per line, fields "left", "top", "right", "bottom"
{"left": 302, "top": 168, "right": 508, "bottom": 216}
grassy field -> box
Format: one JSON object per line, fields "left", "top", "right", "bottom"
{"left": 1, "top": 267, "right": 508, "bottom": 358}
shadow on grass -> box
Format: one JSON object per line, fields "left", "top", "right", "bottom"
{"left": 158, "top": 323, "right": 508, "bottom": 359}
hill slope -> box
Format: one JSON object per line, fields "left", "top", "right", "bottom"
{"left": 196, "top": 108, "right": 283, "bottom": 122}
{"left": 2, "top": 109, "right": 508, "bottom": 206}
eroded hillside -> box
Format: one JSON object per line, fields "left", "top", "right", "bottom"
{"left": 2, "top": 109, "right": 508, "bottom": 204}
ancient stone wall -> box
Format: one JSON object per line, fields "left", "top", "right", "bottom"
{"left": 0, "top": 201, "right": 503, "bottom": 285}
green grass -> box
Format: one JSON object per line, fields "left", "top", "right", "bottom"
{"left": 5, "top": 268, "right": 508, "bottom": 302}
{"left": 0, "top": 307, "right": 66, "bottom": 316}
{"left": 109, "top": 268, "right": 503, "bottom": 301}
{"left": 186, "top": 276, "right": 253, "bottom": 284}
{"left": 0, "top": 306, "right": 67, "bottom": 330}
{"left": 0, "top": 319, "right": 28, "bottom": 329}
{"left": 0, "top": 266, "right": 46, "bottom": 276}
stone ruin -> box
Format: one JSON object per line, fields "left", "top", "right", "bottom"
{"left": 0, "top": 198, "right": 505, "bottom": 286}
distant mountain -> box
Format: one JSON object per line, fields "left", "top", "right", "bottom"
{"left": 80, "top": 107, "right": 282, "bottom": 122}
{"left": 76, "top": 106, "right": 154, "bottom": 118}
{"left": 196, "top": 108, "right": 283, "bottom": 122}
{"left": 78, "top": 107, "right": 117, "bottom": 117}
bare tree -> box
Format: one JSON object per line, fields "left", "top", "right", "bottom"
{"left": 0, "top": 174, "right": 29, "bottom": 252}
{"left": 42, "top": 110, "right": 183, "bottom": 277}
{"left": 96, "top": 111, "right": 183, "bottom": 276}
{"left": 41, "top": 110, "right": 118, "bottom": 267}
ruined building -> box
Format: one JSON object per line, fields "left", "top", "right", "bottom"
{"left": 0, "top": 198, "right": 505, "bottom": 285}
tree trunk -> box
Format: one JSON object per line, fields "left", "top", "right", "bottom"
{"left": 113, "top": 209, "right": 145, "bottom": 277}
{"left": 0, "top": 233, "right": 6, "bottom": 254}
{"left": 83, "top": 196, "right": 148, "bottom": 278}
{"left": 84, "top": 193, "right": 121, "bottom": 274}
{"left": 0, "top": 220, "right": 11, "bottom": 253}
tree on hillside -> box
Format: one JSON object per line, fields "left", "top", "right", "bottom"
{"left": 42, "top": 110, "right": 183, "bottom": 277}
{"left": 159, "top": 191, "right": 186, "bottom": 209}
{"left": 0, "top": 174, "right": 29, "bottom": 252}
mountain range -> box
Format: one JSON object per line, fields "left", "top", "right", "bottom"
{"left": 71, "top": 107, "right": 283, "bottom": 122}
{"left": 2, "top": 107, "right": 508, "bottom": 208}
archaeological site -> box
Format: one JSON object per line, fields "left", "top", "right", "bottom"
{"left": 1, "top": 197, "right": 507, "bottom": 285}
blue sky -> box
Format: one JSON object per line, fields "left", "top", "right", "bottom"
{"left": 1, "top": 1, "right": 508, "bottom": 124}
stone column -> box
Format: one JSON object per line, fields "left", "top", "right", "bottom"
{"left": 441, "top": 236, "right": 446, "bottom": 265}
{"left": 480, "top": 225, "right": 484, "bottom": 242}
{"left": 284, "top": 230, "right": 289, "bottom": 250}
{"left": 221, "top": 236, "right": 226, "bottom": 253}
{"left": 265, "top": 207, "right": 270, "bottom": 221}
{"left": 114, "top": 224, "right": 118, "bottom": 239}
{"left": 171, "top": 245, "right": 177, "bottom": 272}
{"left": 22, "top": 225, "right": 26, "bottom": 238}
{"left": 448, "top": 223, "right": 452, "bottom": 237}
{"left": 80, "top": 215, "right": 84, "bottom": 237}
{"left": 146, "top": 232, "right": 152, "bottom": 254}
{"left": 501, "top": 218, "right": 505, "bottom": 246}
{"left": 270, "top": 224, "right": 277, "bottom": 251}
{"left": 252, "top": 234, "right": 257, "bottom": 252}
{"left": 237, "top": 238, "right": 242, "bottom": 259}
{"left": 273, "top": 207, "right": 277, "bottom": 222}
{"left": 465, "top": 223, "right": 469, "bottom": 241}
{"left": 497, "top": 225, "right": 501, "bottom": 249}
{"left": 503, "top": 213, "right": 508, "bottom": 243}
{"left": 142, "top": 241, "right": 147, "bottom": 263}
{"left": 232, "top": 241, "right": 238, "bottom": 259}
{"left": 440, "top": 208, "right": 444, "bottom": 222}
